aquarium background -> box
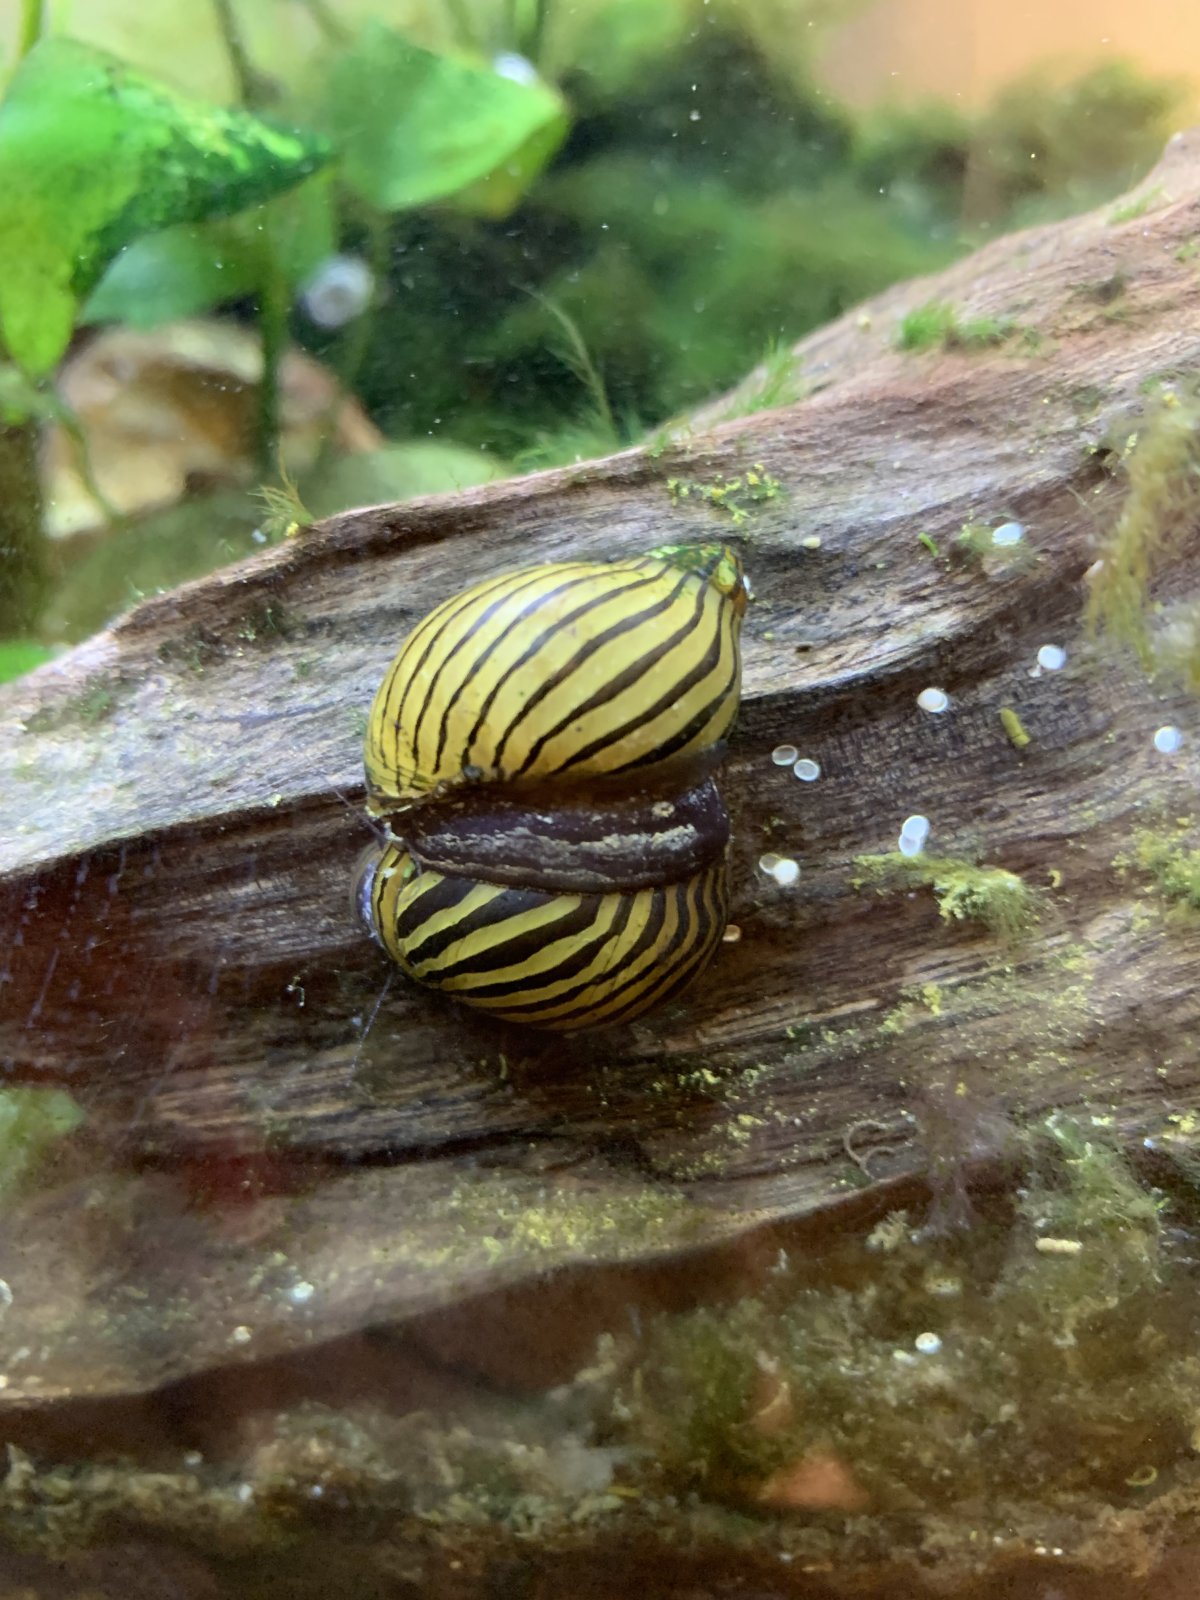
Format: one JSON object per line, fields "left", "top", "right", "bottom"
{"left": 0, "top": 0, "right": 1191, "bottom": 666}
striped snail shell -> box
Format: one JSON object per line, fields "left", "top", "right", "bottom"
{"left": 359, "top": 542, "right": 747, "bottom": 1031}
{"left": 364, "top": 542, "right": 746, "bottom": 812}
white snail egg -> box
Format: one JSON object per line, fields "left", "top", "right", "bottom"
{"left": 492, "top": 51, "right": 539, "bottom": 84}
{"left": 914, "top": 1331, "right": 943, "bottom": 1355}
{"left": 1037, "top": 644, "right": 1067, "bottom": 671}
{"left": 898, "top": 814, "right": 930, "bottom": 857}
{"left": 771, "top": 744, "right": 799, "bottom": 766}
{"left": 722, "top": 923, "right": 743, "bottom": 943}
{"left": 992, "top": 521, "right": 1025, "bottom": 546}
{"left": 917, "top": 687, "right": 950, "bottom": 714}
{"left": 771, "top": 857, "right": 801, "bottom": 887}
{"left": 792, "top": 757, "right": 821, "bottom": 782}
{"left": 299, "top": 254, "right": 374, "bottom": 328}
{"left": 1154, "top": 725, "right": 1184, "bottom": 754}
{"left": 802, "top": 535, "right": 822, "bottom": 550}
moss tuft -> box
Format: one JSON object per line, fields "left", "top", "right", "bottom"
{"left": 1085, "top": 398, "right": 1200, "bottom": 669}
{"left": 1124, "top": 826, "right": 1200, "bottom": 910}
{"left": 896, "top": 300, "right": 1019, "bottom": 353}
{"left": 853, "top": 852, "right": 1044, "bottom": 943}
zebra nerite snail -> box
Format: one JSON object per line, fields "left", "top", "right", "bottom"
{"left": 357, "top": 543, "right": 748, "bottom": 1030}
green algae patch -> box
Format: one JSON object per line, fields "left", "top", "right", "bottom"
{"left": 1085, "top": 398, "right": 1200, "bottom": 669}
{"left": 0, "top": 1086, "right": 85, "bottom": 1208}
{"left": 853, "top": 852, "right": 1044, "bottom": 943}
{"left": 666, "top": 464, "right": 782, "bottom": 526}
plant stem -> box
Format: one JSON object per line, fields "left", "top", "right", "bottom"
{"left": 17, "top": 0, "right": 44, "bottom": 60}
{"left": 313, "top": 205, "right": 388, "bottom": 477}
{"left": 0, "top": 423, "right": 48, "bottom": 635}
{"left": 257, "top": 246, "right": 290, "bottom": 475}
{"left": 297, "top": 0, "right": 351, "bottom": 46}
{"left": 210, "top": 0, "right": 272, "bottom": 109}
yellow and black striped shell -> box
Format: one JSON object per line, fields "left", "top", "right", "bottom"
{"left": 364, "top": 543, "right": 746, "bottom": 811}
{"left": 358, "top": 543, "right": 747, "bottom": 1032}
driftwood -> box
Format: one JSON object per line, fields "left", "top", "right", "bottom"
{"left": 1, "top": 128, "right": 1200, "bottom": 1593}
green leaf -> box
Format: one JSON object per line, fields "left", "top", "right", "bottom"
{"left": 0, "top": 640, "right": 56, "bottom": 683}
{"left": 0, "top": 37, "right": 331, "bottom": 373}
{"left": 83, "top": 174, "right": 336, "bottom": 330}
{"left": 327, "top": 25, "right": 568, "bottom": 213}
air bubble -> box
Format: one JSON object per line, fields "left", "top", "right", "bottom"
{"left": 758, "top": 853, "right": 782, "bottom": 875}
{"left": 917, "top": 687, "right": 949, "bottom": 714}
{"left": 771, "top": 744, "right": 798, "bottom": 766}
{"left": 771, "top": 858, "right": 801, "bottom": 887}
{"left": 792, "top": 757, "right": 821, "bottom": 782}
{"left": 992, "top": 521, "right": 1025, "bottom": 546}
{"left": 1154, "top": 725, "right": 1183, "bottom": 754}
{"left": 915, "top": 1331, "right": 943, "bottom": 1355}
{"left": 1037, "top": 644, "right": 1066, "bottom": 671}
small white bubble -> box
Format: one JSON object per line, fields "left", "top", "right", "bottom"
{"left": 1154, "top": 725, "right": 1184, "bottom": 754}
{"left": 688, "top": 108, "right": 701, "bottom": 121}
{"left": 771, "top": 744, "right": 798, "bottom": 766}
{"left": 231, "top": 1325, "right": 252, "bottom": 1345}
{"left": 914, "top": 1331, "right": 942, "bottom": 1355}
{"left": 992, "top": 521, "right": 1025, "bottom": 546}
{"left": 492, "top": 51, "right": 539, "bottom": 84}
{"left": 758, "top": 853, "right": 781, "bottom": 875}
{"left": 236, "top": 1482, "right": 254, "bottom": 1503}
{"left": 251, "top": 527, "right": 267, "bottom": 545}
{"left": 289, "top": 1281, "right": 315, "bottom": 1305}
{"left": 801, "top": 534, "right": 822, "bottom": 550}
{"left": 771, "top": 858, "right": 801, "bottom": 887}
{"left": 917, "top": 687, "right": 949, "bottom": 714}
{"left": 0, "top": 1280, "right": 12, "bottom": 1311}
{"left": 1037, "top": 644, "right": 1066, "bottom": 671}
{"left": 792, "top": 757, "right": 821, "bottom": 782}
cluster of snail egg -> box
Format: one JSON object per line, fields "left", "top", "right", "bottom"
{"left": 357, "top": 543, "right": 749, "bottom": 1031}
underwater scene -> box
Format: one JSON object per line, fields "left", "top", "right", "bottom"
{"left": 1, "top": 0, "right": 1200, "bottom": 1594}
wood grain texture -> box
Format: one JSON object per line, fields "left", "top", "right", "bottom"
{"left": 2, "top": 134, "right": 1200, "bottom": 1403}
